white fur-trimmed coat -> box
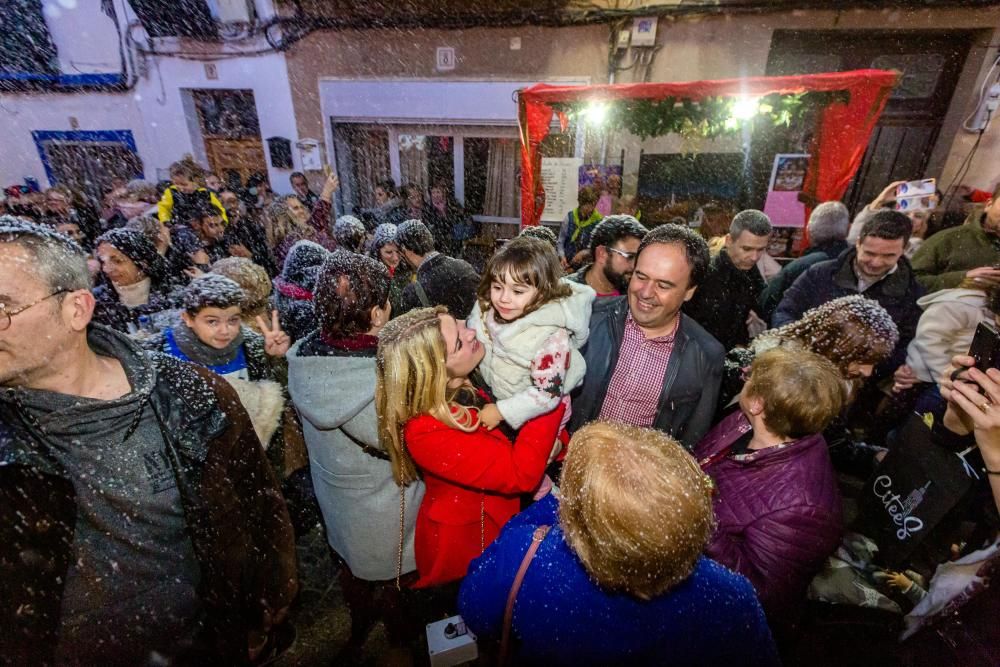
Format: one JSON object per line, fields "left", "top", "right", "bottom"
{"left": 468, "top": 279, "right": 595, "bottom": 428}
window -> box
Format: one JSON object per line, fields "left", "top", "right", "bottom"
{"left": 0, "top": 0, "right": 58, "bottom": 79}
{"left": 399, "top": 134, "right": 454, "bottom": 193}
{"left": 464, "top": 137, "right": 519, "bottom": 220}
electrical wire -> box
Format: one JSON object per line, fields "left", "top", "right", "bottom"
{"left": 942, "top": 110, "right": 990, "bottom": 212}
{"left": 962, "top": 54, "right": 1000, "bottom": 132}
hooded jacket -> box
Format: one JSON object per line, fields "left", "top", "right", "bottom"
{"left": 287, "top": 332, "right": 423, "bottom": 581}
{"left": 0, "top": 325, "right": 296, "bottom": 664}
{"left": 695, "top": 410, "right": 842, "bottom": 622}
{"left": 906, "top": 288, "right": 991, "bottom": 383}
{"left": 468, "top": 279, "right": 595, "bottom": 428}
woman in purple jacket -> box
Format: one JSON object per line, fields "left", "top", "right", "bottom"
{"left": 696, "top": 347, "right": 846, "bottom": 631}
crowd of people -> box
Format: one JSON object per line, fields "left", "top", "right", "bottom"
{"left": 2, "top": 156, "right": 1000, "bottom": 666}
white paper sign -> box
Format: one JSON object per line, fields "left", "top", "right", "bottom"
{"left": 540, "top": 157, "right": 584, "bottom": 222}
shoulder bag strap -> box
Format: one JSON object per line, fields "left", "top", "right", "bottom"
{"left": 413, "top": 279, "right": 432, "bottom": 308}
{"left": 499, "top": 524, "right": 551, "bottom": 665}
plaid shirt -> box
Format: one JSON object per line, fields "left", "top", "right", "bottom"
{"left": 599, "top": 312, "right": 679, "bottom": 427}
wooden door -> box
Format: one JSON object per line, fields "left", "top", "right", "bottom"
{"left": 204, "top": 137, "right": 267, "bottom": 187}
{"left": 767, "top": 30, "right": 973, "bottom": 212}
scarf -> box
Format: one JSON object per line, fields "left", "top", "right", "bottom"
{"left": 319, "top": 331, "right": 379, "bottom": 351}
{"left": 170, "top": 323, "right": 245, "bottom": 368}
{"left": 115, "top": 278, "right": 152, "bottom": 309}
{"left": 569, "top": 208, "right": 602, "bottom": 242}
{"left": 274, "top": 277, "right": 314, "bottom": 301}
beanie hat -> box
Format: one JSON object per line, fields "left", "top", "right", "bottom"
{"left": 279, "top": 239, "right": 329, "bottom": 290}
{"left": 95, "top": 228, "right": 167, "bottom": 281}
{"left": 333, "top": 215, "right": 367, "bottom": 253}
{"left": 211, "top": 256, "right": 271, "bottom": 310}
{"left": 182, "top": 273, "right": 245, "bottom": 312}
{"left": 371, "top": 223, "right": 398, "bottom": 254}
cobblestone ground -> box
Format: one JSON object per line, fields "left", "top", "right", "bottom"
{"left": 275, "top": 525, "right": 392, "bottom": 666}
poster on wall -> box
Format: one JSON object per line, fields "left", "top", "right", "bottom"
{"left": 541, "top": 157, "right": 584, "bottom": 222}
{"left": 763, "top": 153, "right": 809, "bottom": 228}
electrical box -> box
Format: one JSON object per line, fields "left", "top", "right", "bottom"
{"left": 214, "top": 0, "right": 254, "bottom": 23}
{"left": 267, "top": 137, "right": 293, "bottom": 169}
{"left": 616, "top": 29, "right": 631, "bottom": 50}
{"left": 296, "top": 138, "right": 323, "bottom": 171}
{"left": 631, "top": 17, "right": 658, "bottom": 47}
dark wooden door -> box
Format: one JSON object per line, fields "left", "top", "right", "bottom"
{"left": 767, "top": 30, "right": 972, "bottom": 212}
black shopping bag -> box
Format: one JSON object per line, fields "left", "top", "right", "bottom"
{"left": 853, "top": 413, "right": 977, "bottom": 569}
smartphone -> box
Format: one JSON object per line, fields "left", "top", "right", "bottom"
{"left": 969, "top": 321, "right": 1000, "bottom": 373}
{"left": 896, "top": 178, "right": 936, "bottom": 198}
{"left": 895, "top": 195, "right": 937, "bottom": 213}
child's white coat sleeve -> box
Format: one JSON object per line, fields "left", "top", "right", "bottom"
{"left": 495, "top": 329, "right": 571, "bottom": 429}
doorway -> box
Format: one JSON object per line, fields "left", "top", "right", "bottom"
{"left": 767, "top": 30, "right": 973, "bottom": 212}
{"left": 191, "top": 89, "right": 268, "bottom": 186}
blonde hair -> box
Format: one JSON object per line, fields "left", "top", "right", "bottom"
{"left": 375, "top": 306, "right": 479, "bottom": 486}
{"left": 559, "top": 422, "right": 715, "bottom": 600}
{"left": 264, "top": 196, "right": 314, "bottom": 250}
{"left": 744, "top": 348, "right": 846, "bottom": 439}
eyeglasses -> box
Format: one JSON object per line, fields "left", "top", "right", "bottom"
{"left": 0, "top": 289, "right": 69, "bottom": 331}
{"left": 605, "top": 246, "right": 637, "bottom": 261}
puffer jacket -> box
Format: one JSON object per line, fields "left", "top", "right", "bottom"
{"left": 695, "top": 410, "right": 843, "bottom": 622}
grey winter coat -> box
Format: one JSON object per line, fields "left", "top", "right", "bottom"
{"left": 287, "top": 334, "right": 423, "bottom": 580}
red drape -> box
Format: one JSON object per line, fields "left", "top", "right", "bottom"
{"left": 518, "top": 69, "right": 898, "bottom": 231}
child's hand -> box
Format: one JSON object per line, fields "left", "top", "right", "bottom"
{"left": 256, "top": 309, "right": 291, "bottom": 357}
{"left": 885, "top": 571, "right": 913, "bottom": 591}
{"left": 480, "top": 403, "right": 504, "bottom": 430}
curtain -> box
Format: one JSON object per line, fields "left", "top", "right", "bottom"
{"left": 483, "top": 138, "right": 519, "bottom": 218}
{"left": 340, "top": 127, "right": 390, "bottom": 210}
{"left": 398, "top": 135, "right": 430, "bottom": 194}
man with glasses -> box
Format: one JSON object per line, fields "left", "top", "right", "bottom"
{"left": 0, "top": 218, "right": 296, "bottom": 664}
{"left": 567, "top": 215, "right": 648, "bottom": 299}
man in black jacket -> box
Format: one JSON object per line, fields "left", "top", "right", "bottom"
{"left": 569, "top": 224, "right": 725, "bottom": 450}
{"left": 774, "top": 210, "right": 922, "bottom": 377}
{"left": 395, "top": 219, "right": 481, "bottom": 319}
{"left": 759, "top": 201, "right": 850, "bottom": 323}
{"left": 683, "top": 209, "right": 770, "bottom": 351}
{"left": 0, "top": 219, "right": 296, "bottom": 665}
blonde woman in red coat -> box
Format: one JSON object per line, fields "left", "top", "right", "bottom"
{"left": 375, "top": 306, "right": 565, "bottom": 588}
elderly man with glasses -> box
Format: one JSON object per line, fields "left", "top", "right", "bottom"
{"left": 0, "top": 218, "right": 296, "bottom": 665}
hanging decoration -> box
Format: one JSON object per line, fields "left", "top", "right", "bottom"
{"left": 550, "top": 91, "right": 850, "bottom": 140}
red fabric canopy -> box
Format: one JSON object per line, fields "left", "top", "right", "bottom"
{"left": 517, "top": 69, "right": 899, "bottom": 230}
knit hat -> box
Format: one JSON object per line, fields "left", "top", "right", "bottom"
{"left": 182, "top": 273, "right": 245, "bottom": 312}
{"left": 211, "top": 256, "right": 271, "bottom": 311}
{"left": 333, "top": 215, "right": 367, "bottom": 253}
{"left": 279, "top": 239, "right": 329, "bottom": 290}
{"left": 95, "top": 228, "right": 167, "bottom": 281}
{"left": 371, "top": 223, "right": 398, "bottom": 251}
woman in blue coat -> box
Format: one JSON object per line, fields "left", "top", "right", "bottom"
{"left": 459, "top": 422, "right": 778, "bottom": 666}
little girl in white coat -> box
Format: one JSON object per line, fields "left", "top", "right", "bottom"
{"left": 467, "top": 236, "right": 596, "bottom": 433}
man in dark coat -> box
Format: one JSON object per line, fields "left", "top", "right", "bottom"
{"left": 759, "top": 201, "right": 850, "bottom": 323}
{"left": 219, "top": 189, "right": 278, "bottom": 276}
{"left": 0, "top": 219, "right": 296, "bottom": 665}
{"left": 683, "top": 210, "right": 771, "bottom": 351}
{"left": 570, "top": 224, "right": 725, "bottom": 450}
{"left": 395, "top": 219, "right": 481, "bottom": 319}
{"left": 774, "top": 210, "right": 923, "bottom": 377}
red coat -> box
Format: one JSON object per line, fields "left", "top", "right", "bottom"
{"left": 403, "top": 403, "right": 563, "bottom": 588}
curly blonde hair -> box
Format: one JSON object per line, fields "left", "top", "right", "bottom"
{"left": 559, "top": 422, "right": 715, "bottom": 600}
{"left": 375, "top": 307, "right": 480, "bottom": 486}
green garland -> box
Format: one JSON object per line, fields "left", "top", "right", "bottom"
{"left": 550, "top": 91, "right": 850, "bottom": 140}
